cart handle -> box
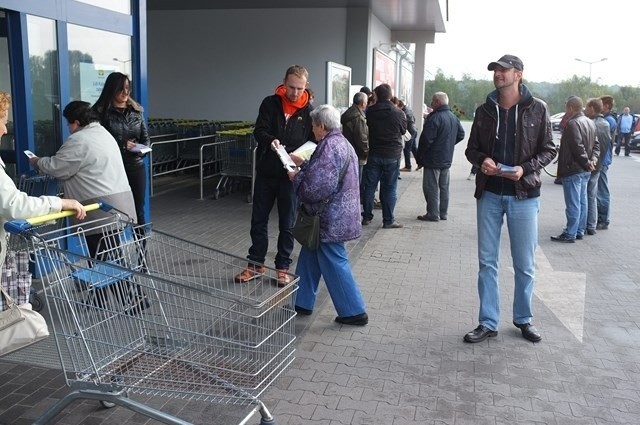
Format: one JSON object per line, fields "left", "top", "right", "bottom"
{"left": 4, "top": 202, "right": 112, "bottom": 234}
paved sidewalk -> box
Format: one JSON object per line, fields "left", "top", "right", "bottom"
{"left": 2, "top": 129, "right": 640, "bottom": 424}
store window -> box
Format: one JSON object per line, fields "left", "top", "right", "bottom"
{"left": 67, "top": 24, "right": 131, "bottom": 104}
{"left": 75, "top": 0, "right": 130, "bottom": 15}
{"left": 27, "top": 15, "right": 60, "bottom": 158}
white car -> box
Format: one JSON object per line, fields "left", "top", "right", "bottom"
{"left": 550, "top": 112, "right": 564, "bottom": 132}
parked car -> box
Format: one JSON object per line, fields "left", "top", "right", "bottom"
{"left": 550, "top": 112, "right": 564, "bottom": 132}
{"left": 628, "top": 114, "right": 640, "bottom": 151}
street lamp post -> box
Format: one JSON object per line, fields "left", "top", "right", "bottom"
{"left": 113, "top": 57, "right": 132, "bottom": 73}
{"left": 574, "top": 57, "right": 607, "bottom": 83}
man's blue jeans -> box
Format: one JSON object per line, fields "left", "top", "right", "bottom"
{"left": 561, "top": 171, "right": 590, "bottom": 238}
{"left": 597, "top": 166, "right": 611, "bottom": 225}
{"left": 248, "top": 176, "right": 297, "bottom": 270}
{"left": 295, "top": 242, "right": 367, "bottom": 318}
{"left": 587, "top": 170, "right": 600, "bottom": 231}
{"left": 362, "top": 155, "right": 401, "bottom": 225}
{"left": 476, "top": 191, "right": 540, "bottom": 331}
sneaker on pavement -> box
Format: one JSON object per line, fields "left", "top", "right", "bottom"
{"left": 234, "top": 264, "right": 265, "bottom": 283}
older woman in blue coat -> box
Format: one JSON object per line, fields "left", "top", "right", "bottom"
{"left": 287, "top": 104, "right": 368, "bottom": 326}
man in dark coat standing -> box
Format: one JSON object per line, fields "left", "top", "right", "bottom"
{"left": 416, "top": 92, "right": 465, "bottom": 221}
{"left": 360, "top": 83, "right": 407, "bottom": 229}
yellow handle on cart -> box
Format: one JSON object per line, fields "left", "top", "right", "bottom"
{"left": 4, "top": 202, "right": 112, "bottom": 234}
{"left": 26, "top": 202, "right": 103, "bottom": 226}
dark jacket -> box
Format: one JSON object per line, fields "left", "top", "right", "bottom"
{"left": 340, "top": 104, "right": 369, "bottom": 165}
{"left": 402, "top": 105, "right": 417, "bottom": 136}
{"left": 416, "top": 104, "right": 465, "bottom": 169}
{"left": 253, "top": 93, "right": 313, "bottom": 178}
{"left": 465, "top": 84, "right": 557, "bottom": 200}
{"left": 95, "top": 102, "right": 150, "bottom": 170}
{"left": 366, "top": 99, "right": 407, "bottom": 159}
{"left": 557, "top": 112, "right": 599, "bottom": 178}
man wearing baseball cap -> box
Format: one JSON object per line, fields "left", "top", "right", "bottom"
{"left": 464, "top": 54, "right": 557, "bottom": 344}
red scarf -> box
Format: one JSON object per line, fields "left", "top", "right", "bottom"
{"left": 275, "top": 85, "right": 309, "bottom": 121}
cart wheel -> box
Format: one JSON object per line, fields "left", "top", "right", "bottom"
{"left": 30, "top": 292, "right": 44, "bottom": 312}
{"left": 100, "top": 400, "right": 116, "bottom": 409}
{"left": 259, "top": 419, "right": 276, "bottom": 425}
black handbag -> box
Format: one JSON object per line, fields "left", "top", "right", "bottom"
{"left": 293, "top": 157, "right": 349, "bottom": 250}
{"left": 293, "top": 204, "right": 323, "bottom": 250}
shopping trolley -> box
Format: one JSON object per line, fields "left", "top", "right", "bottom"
{"left": 214, "top": 135, "right": 256, "bottom": 202}
{"left": 5, "top": 204, "right": 298, "bottom": 425}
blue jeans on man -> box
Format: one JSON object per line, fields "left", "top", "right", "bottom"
{"left": 586, "top": 170, "right": 600, "bottom": 232}
{"left": 597, "top": 165, "right": 611, "bottom": 226}
{"left": 362, "top": 155, "right": 401, "bottom": 225}
{"left": 561, "top": 171, "right": 590, "bottom": 238}
{"left": 248, "top": 176, "right": 297, "bottom": 270}
{"left": 476, "top": 191, "right": 540, "bottom": 331}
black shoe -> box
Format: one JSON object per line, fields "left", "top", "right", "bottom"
{"left": 383, "top": 222, "right": 403, "bottom": 229}
{"left": 440, "top": 215, "right": 447, "bottom": 221}
{"left": 586, "top": 228, "right": 596, "bottom": 235}
{"left": 576, "top": 234, "right": 583, "bottom": 240}
{"left": 335, "top": 313, "right": 368, "bottom": 326}
{"left": 294, "top": 305, "right": 313, "bottom": 316}
{"left": 550, "top": 233, "right": 575, "bottom": 243}
{"left": 514, "top": 322, "right": 542, "bottom": 342}
{"left": 463, "top": 325, "right": 497, "bottom": 343}
{"left": 362, "top": 218, "right": 372, "bottom": 225}
{"left": 596, "top": 222, "right": 609, "bottom": 230}
{"left": 417, "top": 214, "right": 439, "bottom": 222}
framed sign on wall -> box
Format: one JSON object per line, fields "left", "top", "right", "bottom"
{"left": 372, "top": 48, "right": 397, "bottom": 91}
{"left": 326, "top": 61, "right": 351, "bottom": 114}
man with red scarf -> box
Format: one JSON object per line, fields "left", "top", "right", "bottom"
{"left": 234, "top": 65, "right": 313, "bottom": 286}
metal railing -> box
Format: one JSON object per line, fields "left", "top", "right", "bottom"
{"left": 149, "top": 135, "right": 218, "bottom": 196}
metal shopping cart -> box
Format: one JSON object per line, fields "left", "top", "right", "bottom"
{"left": 5, "top": 204, "right": 298, "bottom": 425}
{"left": 12, "top": 173, "right": 62, "bottom": 310}
{"left": 214, "top": 135, "right": 256, "bottom": 203}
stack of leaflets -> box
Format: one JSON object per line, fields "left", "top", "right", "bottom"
{"left": 276, "top": 141, "right": 317, "bottom": 171}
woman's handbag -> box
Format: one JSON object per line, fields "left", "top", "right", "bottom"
{"left": 293, "top": 204, "right": 322, "bottom": 250}
{"left": 293, "top": 156, "right": 349, "bottom": 250}
{"left": 0, "top": 287, "right": 49, "bottom": 357}
{"left": 1, "top": 250, "right": 31, "bottom": 311}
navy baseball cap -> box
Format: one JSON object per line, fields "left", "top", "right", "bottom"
{"left": 488, "top": 54, "right": 524, "bottom": 71}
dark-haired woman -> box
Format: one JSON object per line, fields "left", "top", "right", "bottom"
{"left": 92, "top": 72, "right": 150, "bottom": 227}
{"left": 30, "top": 101, "right": 137, "bottom": 233}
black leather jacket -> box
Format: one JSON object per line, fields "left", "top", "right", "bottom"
{"left": 465, "top": 85, "right": 557, "bottom": 200}
{"left": 96, "top": 102, "right": 150, "bottom": 170}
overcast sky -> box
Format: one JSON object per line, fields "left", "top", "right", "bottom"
{"left": 425, "top": 0, "right": 640, "bottom": 87}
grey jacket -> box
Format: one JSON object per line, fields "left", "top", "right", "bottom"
{"left": 37, "top": 122, "right": 137, "bottom": 225}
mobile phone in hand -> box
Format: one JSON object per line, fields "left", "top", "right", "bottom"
{"left": 24, "top": 150, "right": 36, "bottom": 159}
